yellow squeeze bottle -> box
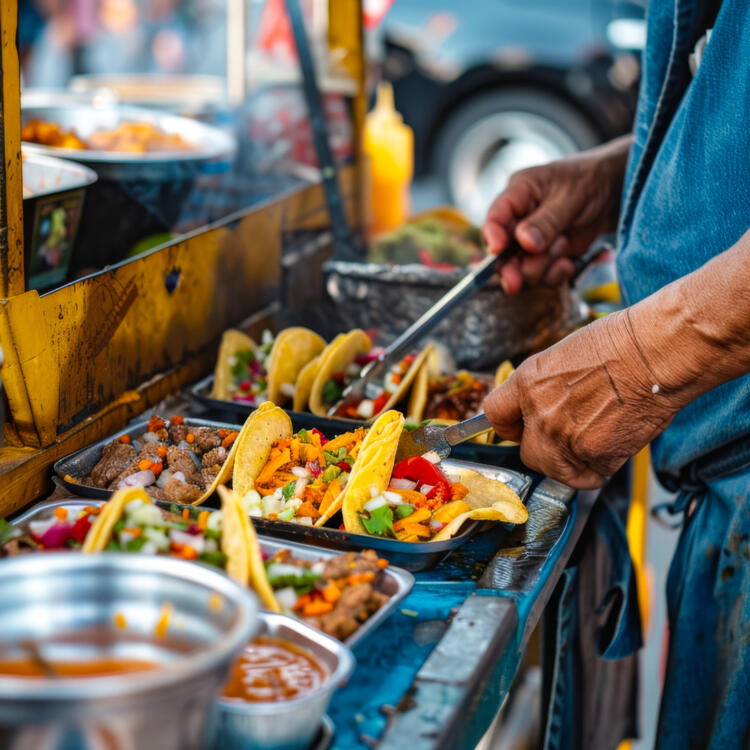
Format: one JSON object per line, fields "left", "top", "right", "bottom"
{"left": 364, "top": 82, "right": 414, "bottom": 237}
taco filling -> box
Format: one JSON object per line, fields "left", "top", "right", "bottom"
{"left": 424, "top": 371, "right": 493, "bottom": 422}
{"left": 83, "top": 415, "right": 240, "bottom": 503}
{"left": 226, "top": 330, "right": 276, "bottom": 404}
{"left": 0, "top": 506, "right": 101, "bottom": 556}
{"left": 243, "top": 427, "right": 366, "bottom": 524}
{"left": 357, "top": 456, "right": 471, "bottom": 542}
{"left": 330, "top": 353, "right": 416, "bottom": 419}
{"left": 265, "top": 548, "right": 391, "bottom": 640}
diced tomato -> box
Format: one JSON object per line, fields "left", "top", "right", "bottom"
{"left": 151, "top": 461, "right": 163, "bottom": 477}
{"left": 372, "top": 392, "right": 390, "bottom": 415}
{"left": 239, "top": 380, "right": 251, "bottom": 392}
{"left": 71, "top": 515, "right": 92, "bottom": 544}
{"left": 311, "top": 428, "right": 328, "bottom": 445}
{"left": 170, "top": 416, "right": 184, "bottom": 426}
{"left": 117, "top": 434, "right": 131, "bottom": 444}
{"left": 392, "top": 456, "right": 452, "bottom": 503}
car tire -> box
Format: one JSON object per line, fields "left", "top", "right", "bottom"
{"left": 433, "top": 88, "right": 600, "bottom": 223}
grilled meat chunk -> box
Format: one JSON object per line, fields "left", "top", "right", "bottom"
{"left": 163, "top": 477, "right": 202, "bottom": 504}
{"left": 89, "top": 441, "right": 136, "bottom": 488}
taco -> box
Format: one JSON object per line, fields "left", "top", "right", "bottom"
{"left": 231, "top": 403, "right": 368, "bottom": 526}
{"left": 310, "top": 330, "right": 433, "bottom": 421}
{"left": 341, "top": 410, "right": 527, "bottom": 542}
{"left": 211, "top": 327, "right": 325, "bottom": 406}
{"left": 81, "top": 485, "right": 281, "bottom": 611}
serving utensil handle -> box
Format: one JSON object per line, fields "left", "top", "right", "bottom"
{"left": 444, "top": 413, "right": 493, "bottom": 446}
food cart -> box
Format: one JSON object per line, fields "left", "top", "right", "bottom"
{"left": 0, "top": 1, "right": 608, "bottom": 747}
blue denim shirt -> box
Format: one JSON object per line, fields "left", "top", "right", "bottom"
{"left": 616, "top": 0, "right": 750, "bottom": 481}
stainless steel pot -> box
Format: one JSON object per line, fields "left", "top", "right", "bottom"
{"left": 0, "top": 553, "right": 259, "bottom": 750}
{"left": 213, "top": 612, "right": 355, "bottom": 750}
{"left": 324, "top": 260, "right": 585, "bottom": 369}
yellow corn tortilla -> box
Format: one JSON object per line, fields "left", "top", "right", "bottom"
{"left": 218, "top": 486, "right": 281, "bottom": 611}
{"left": 341, "top": 411, "right": 527, "bottom": 540}
{"left": 211, "top": 329, "right": 256, "bottom": 400}
{"left": 293, "top": 355, "right": 321, "bottom": 412}
{"left": 309, "top": 330, "right": 372, "bottom": 416}
{"left": 81, "top": 487, "right": 143, "bottom": 553}
{"left": 232, "top": 403, "right": 294, "bottom": 499}
{"left": 266, "top": 328, "right": 326, "bottom": 405}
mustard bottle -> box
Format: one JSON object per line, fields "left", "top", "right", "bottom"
{"left": 364, "top": 82, "right": 414, "bottom": 237}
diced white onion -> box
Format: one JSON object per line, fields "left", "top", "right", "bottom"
{"left": 121, "top": 470, "right": 156, "bottom": 488}
{"left": 275, "top": 587, "right": 299, "bottom": 611}
{"left": 247, "top": 506, "right": 262, "bottom": 518}
{"left": 294, "top": 477, "right": 308, "bottom": 497}
{"left": 383, "top": 375, "right": 398, "bottom": 394}
{"left": 272, "top": 488, "right": 283, "bottom": 500}
{"left": 419, "top": 484, "right": 435, "bottom": 495}
{"left": 156, "top": 469, "right": 173, "bottom": 489}
{"left": 204, "top": 538, "right": 218, "bottom": 553}
{"left": 285, "top": 498, "right": 303, "bottom": 511}
{"left": 389, "top": 478, "right": 417, "bottom": 491}
{"left": 142, "top": 432, "right": 159, "bottom": 444}
{"left": 140, "top": 541, "right": 159, "bottom": 555}
{"left": 446, "top": 474, "right": 460, "bottom": 483}
{"left": 370, "top": 487, "right": 379, "bottom": 498}
{"left": 383, "top": 491, "right": 405, "bottom": 505}
{"left": 266, "top": 563, "right": 301, "bottom": 579}
{"left": 291, "top": 466, "right": 310, "bottom": 478}
{"left": 357, "top": 399, "right": 375, "bottom": 419}
{"left": 227, "top": 355, "right": 237, "bottom": 367}
{"left": 124, "top": 498, "right": 145, "bottom": 514}
{"left": 127, "top": 503, "right": 164, "bottom": 527}
{"left": 280, "top": 382, "right": 296, "bottom": 399}
{"left": 422, "top": 451, "right": 441, "bottom": 464}
{"left": 430, "top": 519, "right": 445, "bottom": 530}
{"left": 311, "top": 561, "right": 325, "bottom": 576}
{"left": 144, "top": 527, "right": 170, "bottom": 551}
{"left": 296, "top": 516, "right": 313, "bottom": 526}
{"left": 364, "top": 496, "right": 387, "bottom": 513}
{"left": 169, "top": 529, "right": 205, "bottom": 554}
{"left": 262, "top": 329, "right": 274, "bottom": 345}
{"left": 262, "top": 495, "right": 282, "bottom": 517}
{"left": 119, "top": 530, "right": 134, "bottom": 545}
{"left": 206, "top": 511, "right": 223, "bottom": 531}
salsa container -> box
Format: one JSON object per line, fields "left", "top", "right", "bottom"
{"left": 53, "top": 416, "right": 240, "bottom": 499}
{"left": 188, "top": 374, "right": 523, "bottom": 468}
{"left": 212, "top": 612, "right": 354, "bottom": 750}
{"left": 0, "top": 552, "right": 258, "bottom": 750}
{"left": 11, "top": 499, "right": 415, "bottom": 649}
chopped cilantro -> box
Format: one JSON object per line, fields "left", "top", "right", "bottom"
{"left": 113, "top": 519, "right": 126, "bottom": 533}
{"left": 321, "top": 379, "right": 344, "bottom": 405}
{"left": 265, "top": 567, "right": 321, "bottom": 595}
{"left": 359, "top": 505, "right": 395, "bottom": 537}
{"left": 204, "top": 528, "right": 221, "bottom": 541}
{"left": 106, "top": 540, "right": 119, "bottom": 551}
{"left": 281, "top": 481, "right": 297, "bottom": 501}
{"left": 125, "top": 537, "right": 147, "bottom": 552}
{"left": 395, "top": 504, "right": 415, "bottom": 519}
{"left": 199, "top": 551, "right": 228, "bottom": 568}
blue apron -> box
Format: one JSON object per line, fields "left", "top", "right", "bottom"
{"left": 615, "top": 0, "right": 750, "bottom": 746}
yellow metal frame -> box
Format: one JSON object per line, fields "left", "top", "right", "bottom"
{"left": 0, "top": 0, "right": 365, "bottom": 512}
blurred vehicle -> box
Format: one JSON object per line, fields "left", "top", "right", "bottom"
{"left": 373, "top": 0, "right": 646, "bottom": 222}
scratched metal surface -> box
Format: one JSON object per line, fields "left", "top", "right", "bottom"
{"left": 323, "top": 480, "right": 578, "bottom": 750}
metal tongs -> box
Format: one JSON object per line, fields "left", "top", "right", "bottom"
{"left": 328, "top": 249, "right": 512, "bottom": 416}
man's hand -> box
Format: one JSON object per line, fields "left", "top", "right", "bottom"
{"left": 483, "top": 311, "right": 681, "bottom": 489}
{"left": 483, "top": 227, "right": 750, "bottom": 488}
{"left": 483, "top": 136, "right": 631, "bottom": 293}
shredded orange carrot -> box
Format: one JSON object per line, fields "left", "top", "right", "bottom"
{"left": 297, "top": 500, "right": 321, "bottom": 519}
{"left": 388, "top": 488, "right": 427, "bottom": 505}
{"left": 451, "top": 482, "right": 469, "bottom": 501}
{"left": 318, "top": 479, "right": 341, "bottom": 517}
{"left": 303, "top": 599, "right": 334, "bottom": 617}
{"left": 123, "top": 527, "right": 142, "bottom": 539}
{"left": 376, "top": 558, "right": 389, "bottom": 569}
{"left": 256, "top": 448, "right": 291, "bottom": 486}
{"left": 181, "top": 508, "right": 190, "bottom": 522}
{"left": 83, "top": 505, "right": 101, "bottom": 516}
{"left": 154, "top": 603, "right": 173, "bottom": 638}
{"left": 197, "top": 510, "right": 210, "bottom": 531}
{"left": 117, "top": 434, "right": 131, "bottom": 444}
{"left": 322, "top": 583, "right": 341, "bottom": 603}
{"left": 138, "top": 459, "right": 152, "bottom": 471}
{"left": 54, "top": 507, "right": 68, "bottom": 521}
{"left": 294, "top": 593, "right": 312, "bottom": 611}
{"left": 157, "top": 445, "right": 167, "bottom": 459}
{"left": 221, "top": 431, "right": 239, "bottom": 450}
{"left": 179, "top": 546, "right": 198, "bottom": 560}
{"left": 185, "top": 432, "right": 195, "bottom": 443}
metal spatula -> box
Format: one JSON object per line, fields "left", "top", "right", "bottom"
{"left": 395, "top": 413, "right": 493, "bottom": 462}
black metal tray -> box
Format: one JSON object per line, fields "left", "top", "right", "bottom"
{"left": 189, "top": 374, "right": 522, "bottom": 467}
{"left": 11, "top": 499, "right": 415, "bottom": 649}
{"left": 53, "top": 416, "right": 240, "bottom": 500}
{"left": 54, "top": 417, "right": 531, "bottom": 571}
{"left": 247, "top": 459, "right": 532, "bottom": 572}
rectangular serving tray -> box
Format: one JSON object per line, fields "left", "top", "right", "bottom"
{"left": 188, "top": 374, "right": 522, "bottom": 467}
{"left": 54, "top": 416, "right": 532, "bottom": 571}
{"left": 11, "top": 498, "right": 415, "bottom": 649}
{"left": 53, "top": 416, "right": 239, "bottom": 501}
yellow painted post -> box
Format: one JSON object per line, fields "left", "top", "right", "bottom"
{"left": 0, "top": 0, "right": 26, "bottom": 296}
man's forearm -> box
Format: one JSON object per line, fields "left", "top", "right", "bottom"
{"left": 625, "top": 228, "right": 750, "bottom": 409}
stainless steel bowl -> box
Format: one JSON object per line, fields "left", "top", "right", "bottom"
{"left": 20, "top": 96, "right": 236, "bottom": 181}
{"left": 0, "top": 553, "right": 259, "bottom": 750}
{"left": 325, "top": 260, "right": 584, "bottom": 369}
{"left": 213, "top": 612, "right": 355, "bottom": 750}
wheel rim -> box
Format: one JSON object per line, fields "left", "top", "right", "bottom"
{"left": 448, "top": 111, "right": 580, "bottom": 223}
